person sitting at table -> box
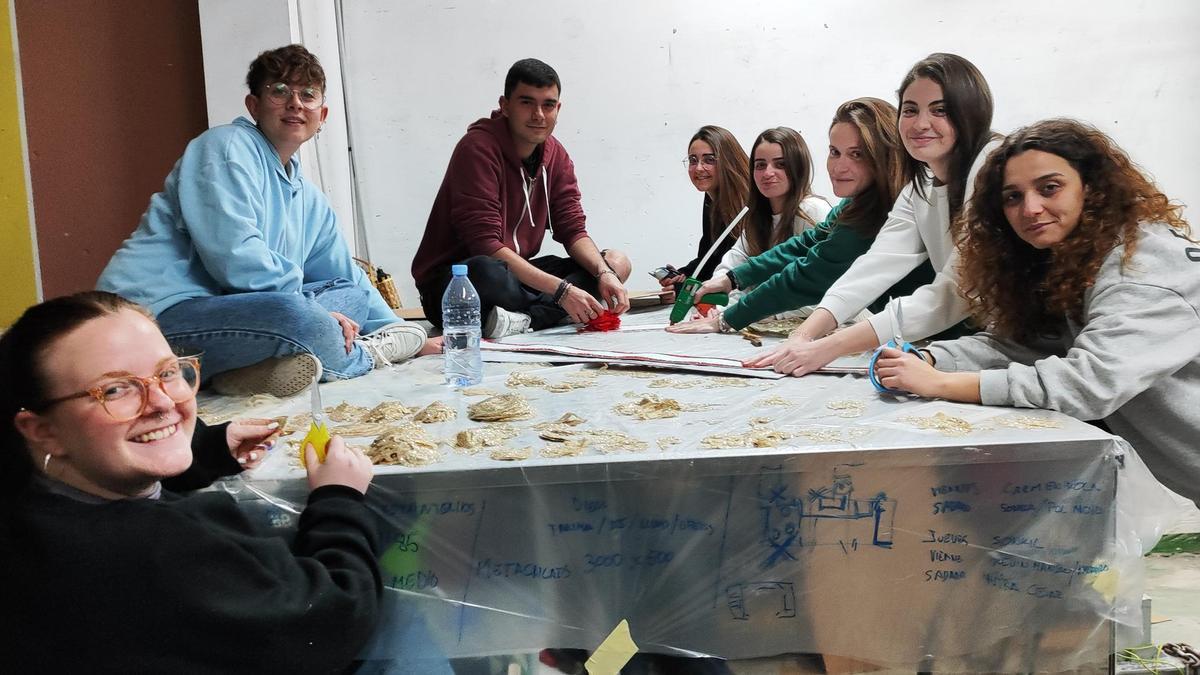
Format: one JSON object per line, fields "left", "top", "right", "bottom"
{"left": 0, "top": 291, "right": 384, "bottom": 670}
{"left": 411, "top": 57, "right": 631, "bottom": 337}
{"left": 667, "top": 97, "right": 933, "bottom": 335}
{"left": 655, "top": 125, "right": 751, "bottom": 290}
{"left": 710, "top": 126, "right": 832, "bottom": 289}
{"left": 745, "top": 53, "right": 1000, "bottom": 375}
{"left": 97, "top": 44, "right": 438, "bottom": 399}
{"left": 873, "top": 119, "right": 1200, "bottom": 507}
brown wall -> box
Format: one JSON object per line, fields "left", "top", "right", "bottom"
{"left": 16, "top": 0, "right": 208, "bottom": 298}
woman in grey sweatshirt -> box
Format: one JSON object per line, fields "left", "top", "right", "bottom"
{"left": 874, "top": 119, "right": 1199, "bottom": 507}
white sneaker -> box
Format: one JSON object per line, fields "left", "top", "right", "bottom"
{"left": 211, "top": 353, "right": 323, "bottom": 398}
{"left": 483, "top": 307, "right": 533, "bottom": 339}
{"left": 358, "top": 322, "right": 427, "bottom": 368}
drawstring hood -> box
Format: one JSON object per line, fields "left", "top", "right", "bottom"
{"left": 412, "top": 109, "right": 589, "bottom": 286}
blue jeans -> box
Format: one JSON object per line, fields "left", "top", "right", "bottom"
{"left": 156, "top": 278, "right": 375, "bottom": 382}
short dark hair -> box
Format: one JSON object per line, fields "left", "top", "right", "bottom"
{"left": 504, "top": 58, "right": 561, "bottom": 98}
{"left": 0, "top": 292, "right": 152, "bottom": 496}
{"left": 246, "top": 44, "right": 326, "bottom": 95}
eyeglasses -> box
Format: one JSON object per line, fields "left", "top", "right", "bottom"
{"left": 37, "top": 357, "right": 201, "bottom": 422}
{"left": 685, "top": 154, "right": 718, "bottom": 167}
{"left": 263, "top": 82, "right": 325, "bottom": 111}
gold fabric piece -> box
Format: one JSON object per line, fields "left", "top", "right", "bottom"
{"left": 468, "top": 394, "right": 534, "bottom": 422}
{"left": 413, "top": 400, "right": 457, "bottom": 423}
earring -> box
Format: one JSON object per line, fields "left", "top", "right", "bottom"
{"left": 43, "top": 454, "right": 51, "bottom": 472}
{"left": 316, "top": 122, "right": 325, "bottom": 138}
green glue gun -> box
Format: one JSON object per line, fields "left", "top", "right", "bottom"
{"left": 666, "top": 205, "right": 749, "bottom": 325}
{"left": 670, "top": 278, "right": 728, "bottom": 324}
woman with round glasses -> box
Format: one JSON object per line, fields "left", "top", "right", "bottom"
{"left": 656, "top": 125, "right": 751, "bottom": 288}
{"left": 0, "top": 291, "right": 382, "bottom": 670}
{"left": 97, "top": 44, "right": 438, "bottom": 399}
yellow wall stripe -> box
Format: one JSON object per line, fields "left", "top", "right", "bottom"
{"left": 0, "top": 0, "right": 39, "bottom": 327}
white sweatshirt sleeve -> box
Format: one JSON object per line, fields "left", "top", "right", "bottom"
{"left": 863, "top": 138, "right": 1004, "bottom": 343}
{"left": 816, "top": 185, "right": 930, "bottom": 323}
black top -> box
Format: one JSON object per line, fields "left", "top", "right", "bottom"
{"left": 675, "top": 195, "right": 738, "bottom": 282}
{"left": 0, "top": 421, "right": 382, "bottom": 674}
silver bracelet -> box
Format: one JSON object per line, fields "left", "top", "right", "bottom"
{"left": 596, "top": 267, "right": 618, "bottom": 280}
{"left": 717, "top": 314, "right": 734, "bottom": 333}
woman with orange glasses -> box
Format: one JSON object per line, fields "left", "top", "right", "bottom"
{"left": 0, "top": 291, "right": 384, "bottom": 671}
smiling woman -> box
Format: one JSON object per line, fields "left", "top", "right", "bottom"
{"left": 0, "top": 291, "right": 388, "bottom": 670}
{"left": 873, "top": 119, "right": 1200, "bottom": 508}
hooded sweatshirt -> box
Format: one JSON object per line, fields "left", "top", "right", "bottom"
{"left": 411, "top": 111, "right": 589, "bottom": 286}
{"left": 927, "top": 223, "right": 1200, "bottom": 506}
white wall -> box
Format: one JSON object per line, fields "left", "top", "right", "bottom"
{"left": 205, "top": 1, "right": 1200, "bottom": 307}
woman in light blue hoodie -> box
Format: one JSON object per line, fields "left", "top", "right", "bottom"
{"left": 97, "top": 45, "right": 437, "bottom": 397}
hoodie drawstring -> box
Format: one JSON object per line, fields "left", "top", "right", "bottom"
{"left": 515, "top": 168, "right": 553, "bottom": 256}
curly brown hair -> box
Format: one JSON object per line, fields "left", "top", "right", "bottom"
{"left": 246, "top": 44, "right": 326, "bottom": 95}
{"left": 957, "top": 118, "right": 1191, "bottom": 340}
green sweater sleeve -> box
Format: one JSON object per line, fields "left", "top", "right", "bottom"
{"left": 725, "top": 199, "right": 873, "bottom": 330}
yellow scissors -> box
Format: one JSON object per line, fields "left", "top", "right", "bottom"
{"left": 298, "top": 374, "right": 331, "bottom": 467}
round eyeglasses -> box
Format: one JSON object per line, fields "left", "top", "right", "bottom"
{"left": 264, "top": 82, "right": 325, "bottom": 111}
{"left": 685, "top": 153, "right": 718, "bottom": 167}
{"left": 37, "top": 357, "right": 201, "bottom": 422}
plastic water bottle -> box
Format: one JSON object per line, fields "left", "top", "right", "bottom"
{"left": 442, "top": 264, "right": 483, "bottom": 386}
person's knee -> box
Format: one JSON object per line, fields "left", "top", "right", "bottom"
{"left": 603, "top": 249, "right": 632, "bottom": 282}
{"left": 464, "top": 255, "right": 510, "bottom": 285}
{"left": 260, "top": 293, "right": 342, "bottom": 347}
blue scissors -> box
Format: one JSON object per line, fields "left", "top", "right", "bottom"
{"left": 868, "top": 298, "right": 925, "bottom": 394}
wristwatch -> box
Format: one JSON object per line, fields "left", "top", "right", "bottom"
{"left": 725, "top": 269, "right": 739, "bottom": 291}
{"left": 717, "top": 313, "right": 734, "bottom": 333}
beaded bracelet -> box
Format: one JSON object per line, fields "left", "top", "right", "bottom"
{"left": 553, "top": 280, "right": 573, "bottom": 305}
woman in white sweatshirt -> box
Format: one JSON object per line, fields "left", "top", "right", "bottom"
{"left": 875, "top": 119, "right": 1200, "bottom": 506}
{"left": 746, "top": 53, "right": 998, "bottom": 374}
{"left": 712, "top": 126, "right": 832, "bottom": 281}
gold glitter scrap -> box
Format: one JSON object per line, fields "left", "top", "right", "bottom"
{"left": 506, "top": 371, "right": 547, "bottom": 387}
{"left": 760, "top": 395, "right": 796, "bottom": 407}
{"left": 280, "top": 413, "right": 312, "bottom": 436}
{"left": 489, "top": 446, "right": 532, "bottom": 461}
{"left": 701, "top": 428, "right": 794, "bottom": 449}
{"left": 613, "top": 394, "right": 684, "bottom": 420}
{"left": 825, "top": 399, "right": 867, "bottom": 418}
{"left": 648, "top": 376, "right": 752, "bottom": 390}
{"left": 332, "top": 421, "right": 402, "bottom": 438}
{"left": 994, "top": 415, "right": 1064, "bottom": 430}
{"left": 741, "top": 330, "right": 763, "bottom": 347}
{"left": 657, "top": 436, "right": 680, "bottom": 450}
{"left": 546, "top": 378, "right": 595, "bottom": 393}
{"left": 362, "top": 401, "right": 413, "bottom": 423}
{"left": 467, "top": 394, "right": 533, "bottom": 422}
{"left": 455, "top": 424, "right": 520, "bottom": 450}
{"left": 327, "top": 402, "right": 370, "bottom": 422}
{"left": 750, "top": 417, "right": 773, "bottom": 426}
{"left": 898, "top": 412, "right": 974, "bottom": 436}
{"left": 532, "top": 412, "right": 586, "bottom": 427}
{"left": 412, "top": 401, "right": 457, "bottom": 424}
{"left": 587, "top": 429, "right": 649, "bottom": 453}
{"left": 367, "top": 427, "right": 441, "bottom": 467}
{"left": 538, "top": 424, "right": 583, "bottom": 442}
{"left": 245, "top": 393, "right": 283, "bottom": 408}
{"left": 747, "top": 317, "right": 805, "bottom": 337}
{"left": 461, "top": 387, "right": 500, "bottom": 397}
{"left": 541, "top": 438, "right": 589, "bottom": 458}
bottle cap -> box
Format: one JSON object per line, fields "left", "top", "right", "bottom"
{"left": 451, "top": 264, "right": 468, "bottom": 276}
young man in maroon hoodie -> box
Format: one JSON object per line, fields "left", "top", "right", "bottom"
{"left": 411, "top": 58, "right": 631, "bottom": 337}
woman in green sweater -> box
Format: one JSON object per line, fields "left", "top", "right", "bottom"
{"left": 667, "top": 97, "right": 932, "bottom": 334}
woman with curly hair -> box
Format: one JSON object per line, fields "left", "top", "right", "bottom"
{"left": 875, "top": 119, "right": 1200, "bottom": 506}
{"left": 667, "top": 97, "right": 932, "bottom": 334}
{"left": 746, "top": 53, "right": 1000, "bottom": 374}
{"left": 656, "top": 125, "right": 751, "bottom": 288}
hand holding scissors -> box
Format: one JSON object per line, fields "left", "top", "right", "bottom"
{"left": 868, "top": 298, "right": 926, "bottom": 394}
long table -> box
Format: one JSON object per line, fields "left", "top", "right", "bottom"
{"left": 221, "top": 314, "right": 1174, "bottom": 671}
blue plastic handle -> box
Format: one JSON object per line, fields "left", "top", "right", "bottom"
{"left": 868, "top": 339, "right": 925, "bottom": 394}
